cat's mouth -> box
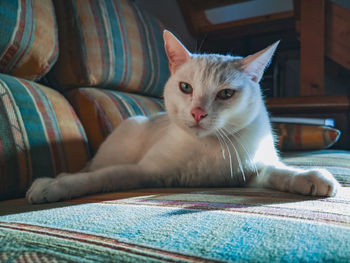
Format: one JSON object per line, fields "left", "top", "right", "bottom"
{"left": 189, "top": 123, "right": 206, "bottom": 130}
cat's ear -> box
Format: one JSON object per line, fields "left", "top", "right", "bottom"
{"left": 241, "top": 41, "right": 280, "bottom": 82}
{"left": 163, "top": 30, "right": 191, "bottom": 74}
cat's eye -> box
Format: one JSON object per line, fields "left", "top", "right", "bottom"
{"left": 216, "top": 89, "right": 235, "bottom": 100}
{"left": 179, "top": 82, "right": 193, "bottom": 94}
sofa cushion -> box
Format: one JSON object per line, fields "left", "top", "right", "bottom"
{"left": 0, "top": 0, "right": 58, "bottom": 80}
{"left": 273, "top": 123, "right": 341, "bottom": 151}
{"left": 0, "top": 74, "right": 90, "bottom": 200}
{"left": 1, "top": 151, "right": 350, "bottom": 262}
{"left": 50, "top": 0, "right": 169, "bottom": 98}
{"left": 67, "top": 88, "right": 164, "bottom": 153}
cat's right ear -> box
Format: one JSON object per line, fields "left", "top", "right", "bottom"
{"left": 163, "top": 30, "right": 191, "bottom": 74}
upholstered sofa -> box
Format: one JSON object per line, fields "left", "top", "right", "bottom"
{"left": 0, "top": 0, "right": 349, "bottom": 262}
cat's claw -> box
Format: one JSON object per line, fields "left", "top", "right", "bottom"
{"left": 289, "top": 169, "right": 340, "bottom": 197}
{"left": 26, "top": 177, "right": 70, "bottom": 204}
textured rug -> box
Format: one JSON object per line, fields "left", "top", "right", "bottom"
{"left": 1, "top": 187, "right": 350, "bottom": 262}
{"left": 1, "top": 150, "right": 350, "bottom": 262}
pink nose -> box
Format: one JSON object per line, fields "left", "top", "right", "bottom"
{"left": 191, "top": 107, "right": 208, "bottom": 123}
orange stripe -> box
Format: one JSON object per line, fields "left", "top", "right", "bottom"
{"left": 13, "top": 0, "right": 57, "bottom": 79}
{"left": 40, "top": 85, "right": 89, "bottom": 173}
{"left": 76, "top": 0, "right": 103, "bottom": 85}
{"left": 69, "top": 89, "right": 105, "bottom": 154}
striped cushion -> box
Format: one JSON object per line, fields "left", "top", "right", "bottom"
{"left": 0, "top": 0, "right": 58, "bottom": 80}
{"left": 1, "top": 183, "right": 350, "bottom": 261}
{"left": 0, "top": 74, "right": 90, "bottom": 200}
{"left": 50, "top": 0, "right": 170, "bottom": 98}
{"left": 273, "top": 123, "right": 341, "bottom": 151}
{"left": 67, "top": 88, "right": 164, "bottom": 153}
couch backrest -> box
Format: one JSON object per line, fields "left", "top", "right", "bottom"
{"left": 49, "top": 0, "right": 170, "bottom": 98}
{"left": 0, "top": 0, "right": 58, "bottom": 81}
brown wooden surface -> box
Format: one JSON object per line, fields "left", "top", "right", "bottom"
{"left": 179, "top": 0, "right": 247, "bottom": 12}
{"left": 299, "top": 0, "right": 325, "bottom": 96}
{"left": 326, "top": 2, "right": 350, "bottom": 70}
{"left": 266, "top": 96, "right": 350, "bottom": 113}
{"left": 295, "top": 1, "right": 350, "bottom": 71}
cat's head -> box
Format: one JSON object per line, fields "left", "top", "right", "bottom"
{"left": 163, "top": 30, "right": 279, "bottom": 138}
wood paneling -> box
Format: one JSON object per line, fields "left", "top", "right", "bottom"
{"left": 295, "top": 1, "right": 350, "bottom": 71}
{"left": 299, "top": 0, "right": 325, "bottom": 96}
{"left": 266, "top": 96, "right": 350, "bottom": 114}
{"left": 326, "top": 2, "right": 350, "bottom": 70}
{"left": 180, "top": 0, "right": 247, "bottom": 11}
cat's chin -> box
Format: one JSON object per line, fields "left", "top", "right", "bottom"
{"left": 186, "top": 125, "right": 214, "bottom": 138}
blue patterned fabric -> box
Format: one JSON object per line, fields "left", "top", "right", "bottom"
{"left": 1, "top": 150, "right": 350, "bottom": 261}
{"left": 0, "top": 186, "right": 350, "bottom": 262}
{"left": 49, "top": 0, "right": 169, "bottom": 97}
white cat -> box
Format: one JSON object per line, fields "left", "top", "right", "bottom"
{"left": 26, "top": 30, "right": 340, "bottom": 204}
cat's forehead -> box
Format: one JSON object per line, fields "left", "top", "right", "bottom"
{"left": 180, "top": 54, "right": 244, "bottom": 87}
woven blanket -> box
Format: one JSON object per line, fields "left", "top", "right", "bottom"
{"left": 0, "top": 150, "right": 350, "bottom": 262}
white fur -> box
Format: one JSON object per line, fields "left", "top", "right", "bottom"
{"left": 27, "top": 31, "right": 340, "bottom": 203}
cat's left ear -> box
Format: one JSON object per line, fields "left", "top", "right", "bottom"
{"left": 241, "top": 41, "right": 280, "bottom": 82}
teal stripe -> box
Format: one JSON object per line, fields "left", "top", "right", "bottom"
{"left": 147, "top": 19, "right": 170, "bottom": 96}
{"left": 112, "top": 92, "right": 145, "bottom": 116}
{"left": 142, "top": 12, "right": 159, "bottom": 96}
{"left": 0, "top": 0, "right": 19, "bottom": 57}
{"left": 128, "top": 95, "right": 151, "bottom": 115}
{"left": 0, "top": 98, "right": 20, "bottom": 199}
{"left": 28, "top": 82, "right": 68, "bottom": 173}
{"left": 280, "top": 223, "right": 348, "bottom": 262}
{"left": 90, "top": 0, "right": 110, "bottom": 86}
{"left": 106, "top": 90, "right": 164, "bottom": 118}
{"left": 131, "top": 2, "right": 169, "bottom": 98}
{"left": 131, "top": 3, "right": 152, "bottom": 95}
{"left": 104, "top": 0, "right": 128, "bottom": 88}
{"left": 0, "top": 74, "right": 54, "bottom": 180}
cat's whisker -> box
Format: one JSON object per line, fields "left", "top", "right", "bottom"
{"left": 224, "top": 125, "right": 240, "bottom": 135}
{"left": 224, "top": 127, "right": 254, "bottom": 166}
{"left": 215, "top": 129, "right": 226, "bottom": 160}
{"left": 220, "top": 128, "right": 246, "bottom": 182}
{"left": 217, "top": 129, "right": 234, "bottom": 178}
{"left": 225, "top": 128, "right": 259, "bottom": 178}
{"left": 234, "top": 133, "right": 259, "bottom": 178}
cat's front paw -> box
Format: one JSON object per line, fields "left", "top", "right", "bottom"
{"left": 26, "top": 177, "right": 70, "bottom": 204}
{"left": 290, "top": 169, "right": 340, "bottom": 197}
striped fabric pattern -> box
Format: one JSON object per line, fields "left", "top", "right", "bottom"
{"left": 272, "top": 123, "right": 341, "bottom": 151}
{"left": 0, "top": 74, "right": 90, "bottom": 201}
{"left": 1, "top": 177, "right": 350, "bottom": 262}
{"left": 50, "top": 0, "right": 169, "bottom": 98}
{"left": 282, "top": 150, "right": 350, "bottom": 187}
{"left": 67, "top": 88, "right": 164, "bottom": 153}
{"left": 0, "top": 0, "right": 58, "bottom": 80}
